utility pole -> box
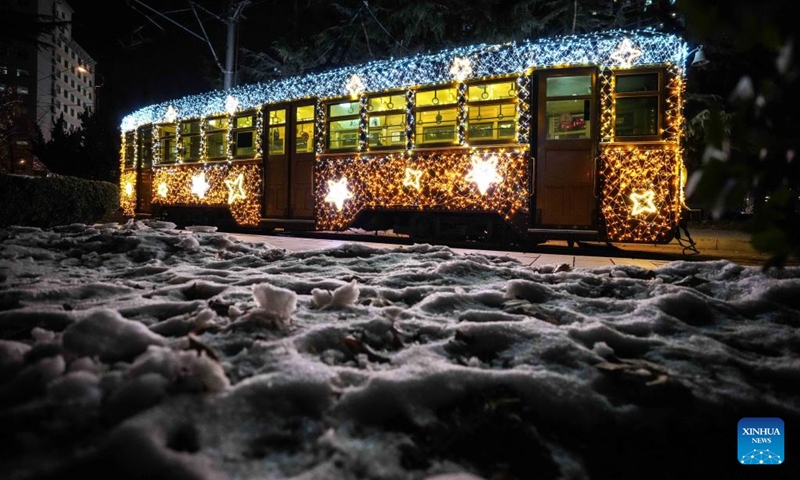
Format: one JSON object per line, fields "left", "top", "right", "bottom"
{"left": 127, "top": 0, "right": 251, "bottom": 90}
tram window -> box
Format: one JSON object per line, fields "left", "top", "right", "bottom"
{"left": 327, "top": 100, "right": 359, "bottom": 151}
{"left": 466, "top": 78, "right": 517, "bottom": 144}
{"left": 206, "top": 133, "right": 225, "bottom": 159}
{"left": 124, "top": 132, "right": 135, "bottom": 169}
{"left": 614, "top": 72, "right": 661, "bottom": 138}
{"left": 205, "top": 116, "right": 226, "bottom": 159}
{"left": 415, "top": 86, "right": 458, "bottom": 146}
{"left": 138, "top": 127, "right": 153, "bottom": 168}
{"left": 233, "top": 113, "right": 256, "bottom": 157}
{"left": 296, "top": 105, "right": 315, "bottom": 154}
{"left": 180, "top": 120, "right": 201, "bottom": 162}
{"left": 366, "top": 93, "right": 405, "bottom": 149}
{"left": 268, "top": 109, "right": 286, "bottom": 155}
{"left": 545, "top": 75, "right": 592, "bottom": 140}
{"left": 158, "top": 124, "right": 177, "bottom": 163}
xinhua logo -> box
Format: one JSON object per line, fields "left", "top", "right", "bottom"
{"left": 738, "top": 417, "right": 784, "bottom": 465}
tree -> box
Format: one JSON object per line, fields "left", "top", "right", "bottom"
{"left": 677, "top": 0, "right": 799, "bottom": 267}
{"left": 33, "top": 110, "right": 118, "bottom": 183}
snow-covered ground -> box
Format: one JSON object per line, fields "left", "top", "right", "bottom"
{"left": 1, "top": 220, "right": 798, "bottom": 480}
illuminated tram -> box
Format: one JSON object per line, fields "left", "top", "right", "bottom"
{"left": 118, "top": 28, "right": 692, "bottom": 246}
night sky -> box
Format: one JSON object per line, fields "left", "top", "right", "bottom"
{"left": 66, "top": 1, "right": 275, "bottom": 127}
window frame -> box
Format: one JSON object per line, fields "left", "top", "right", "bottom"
{"left": 465, "top": 76, "right": 518, "bottom": 146}
{"left": 204, "top": 115, "right": 228, "bottom": 161}
{"left": 231, "top": 110, "right": 257, "bottom": 159}
{"left": 325, "top": 98, "right": 361, "bottom": 153}
{"left": 612, "top": 68, "right": 664, "bottom": 142}
{"left": 365, "top": 90, "right": 407, "bottom": 151}
{"left": 414, "top": 84, "right": 460, "bottom": 148}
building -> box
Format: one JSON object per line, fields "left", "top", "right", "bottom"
{"left": 0, "top": 0, "right": 97, "bottom": 175}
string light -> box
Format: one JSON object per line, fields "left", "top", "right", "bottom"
{"left": 151, "top": 163, "right": 261, "bottom": 226}
{"left": 402, "top": 167, "right": 424, "bottom": 190}
{"left": 224, "top": 173, "right": 246, "bottom": 204}
{"left": 120, "top": 29, "right": 684, "bottom": 130}
{"left": 465, "top": 153, "right": 502, "bottom": 195}
{"left": 630, "top": 189, "right": 657, "bottom": 215}
{"left": 118, "top": 29, "right": 688, "bottom": 244}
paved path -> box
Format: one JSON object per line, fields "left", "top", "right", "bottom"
{"left": 229, "top": 228, "right": 792, "bottom": 269}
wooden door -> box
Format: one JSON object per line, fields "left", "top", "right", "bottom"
{"left": 290, "top": 102, "right": 316, "bottom": 218}
{"left": 264, "top": 104, "right": 289, "bottom": 217}
{"left": 263, "top": 101, "right": 316, "bottom": 219}
{"left": 535, "top": 68, "right": 597, "bottom": 228}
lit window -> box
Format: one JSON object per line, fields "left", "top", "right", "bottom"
{"left": 233, "top": 112, "right": 256, "bottom": 157}
{"left": 295, "top": 105, "right": 315, "bottom": 154}
{"left": 124, "top": 132, "right": 135, "bottom": 169}
{"left": 16, "top": 69, "right": 29, "bottom": 78}
{"left": 466, "top": 78, "right": 517, "bottom": 144}
{"left": 415, "top": 86, "right": 458, "bottom": 146}
{"left": 17, "top": 86, "right": 28, "bottom": 95}
{"left": 180, "top": 120, "right": 201, "bottom": 162}
{"left": 326, "top": 100, "right": 359, "bottom": 151}
{"left": 0, "top": 66, "right": 7, "bottom": 75}
{"left": 366, "top": 93, "right": 405, "bottom": 149}
{"left": 157, "top": 124, "right": 177, "bottom": 164}
{"left": 267, "top": 108, "right": 286, "bottom": 155}
{"left": 205, "top": 116, "right": 226, "bottom": 159}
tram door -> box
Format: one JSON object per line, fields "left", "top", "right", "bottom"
{"left": 135, "top": 125, "right": 153, "bottom": 215}
{"left": 534, "top": 68, "right": 597, "bottom": 228}
{"left": 264, "top": 101, "right": 315, "bottom": 219}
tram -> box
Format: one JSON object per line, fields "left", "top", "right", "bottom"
{"left": 118, "top": 28, "right": 692, "bottom": 245}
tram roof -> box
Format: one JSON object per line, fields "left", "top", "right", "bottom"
{"left": 120, "top": 28, "right": 688, "bottom": 132}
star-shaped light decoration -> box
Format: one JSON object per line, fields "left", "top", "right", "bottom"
{"left": 225, "top": 95, "right": 239, "bottom": 115}
{"left": 191, "top": 171, "right": 210, "bottom": 199}
{"left": 224, "top": 173, "right": 246, "bottom": 204}
{"left": 324, "top": 177, "right": 353, "bottom": 211}
{"left": 449, "top": 56, "right": 473, "bottom": 82}
{"left": 157, "top": 182, "right": 168, "bottom": 198}
{"left": 124, "top": 182, "right": 134, "bottom": 197}
{"left": 164, "top": 105, "right": 178, "bottom": 123}
{"left": 630, "top": 189, "right": 657, "bottom": 216}
{"left": 465, "top": 154, "right": 502, "bottom": 195}
{"left": 402, "top": 167, "right": 423, "bottom": 191}
{"left": 610, "top": 38, "right": 642, "bottom": 68}
{"left": 345, "top": 73, "right": 365, "bottom": 99}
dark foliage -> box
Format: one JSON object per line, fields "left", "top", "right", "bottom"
{"left": 0, "top": 174, "right": 119, "bottom": 228}
{"left": 678, "top": 0, "right": 800, "bottom": 267}
{"left": 33, "top": 110, "right": 119, "bottom": 183}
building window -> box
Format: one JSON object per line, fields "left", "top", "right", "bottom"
{"left": 0, "top": 66, "right": 7, "bottom": 75}
{"left": 466, "top": 78, "right": 517, "bottom": 144}
{"left": 415, "top": 86, "right": 458, "bottom": 146}
{"left": 326, "top": 100, "right": 359, "bottom": 151}
{"left": 232, "top": 112, "right": 256, "bottom": 158}
{"left": 205, "top": 116, "right": 226, "bottom": 159}
{"left": 613, "top": 71, "right": 662, "bottom": 139}
{"left": 545, "top": 75, "right": 592, "bottom": 140}
{"left": 16, "top": 68, "right": 29, "bottom": 78}
{"left": 17, "top": 86, "right": 28, "bottom": 95}
{"left": 0, "top": 84, "right": 6, "bottom": 92}
{"left": 179, "top": 120, "right": 201, "bottom": 162}
{"left": 267, "top": 108, "right": 286, "bottom": 155}
{"left": 366, "top": 92, "right": 405, "bottom": 149}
